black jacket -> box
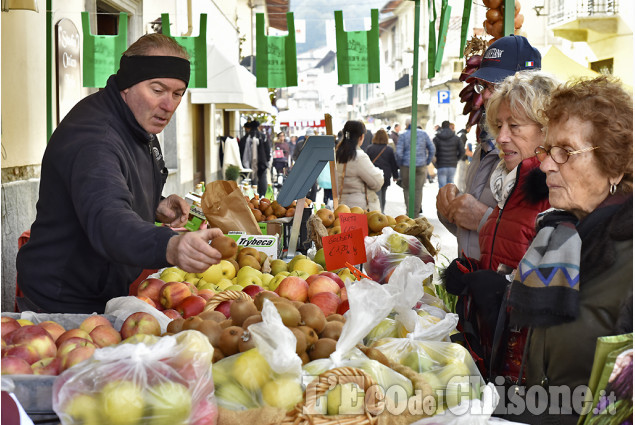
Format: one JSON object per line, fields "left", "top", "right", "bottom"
{"left": 16, "top": 75, "right": 177, "bottom": 314}
{"left": 433, "top": 127, "right": 464, "bottom": 168}
{"left": 365, "top": 144, "right": 399, "bottom": 189}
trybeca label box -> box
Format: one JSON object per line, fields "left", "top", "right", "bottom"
{"left": 227, "top": 232, "right": 279, "bottom": 259}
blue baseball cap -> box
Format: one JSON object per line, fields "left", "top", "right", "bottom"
{"left": 468, "top": 35, "right": 541, "bottom": 84}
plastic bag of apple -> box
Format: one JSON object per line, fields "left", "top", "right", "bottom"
{"left": 364, "top": 227, "right": 435, "bottom": 285}
{"left": 53, "top": 330, "right": 218, "bottom": 425}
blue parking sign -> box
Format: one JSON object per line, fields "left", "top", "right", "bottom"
{"left": 438, "top": 90, "right": 450, "bottom": 104}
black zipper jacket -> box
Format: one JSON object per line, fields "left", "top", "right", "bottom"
{"left": 16, "top": 76, "right": 177, "bottom": 313}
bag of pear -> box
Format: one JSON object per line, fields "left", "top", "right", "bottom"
{"left": 201, "top": 180, "right": 262, "bottom": 235}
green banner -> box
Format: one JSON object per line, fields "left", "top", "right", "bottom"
{"left": 256, "top": 12, "right": 298, "bottom": 88}
{"left": 434, "top": 1, "right": 451, "bottom": 72}
{"left": 504, "top": 0, "right": 515, "bottom": 37}
{"left": 427, "top": 0, "right": 437, "bottom": 78}
{"left": 459, "top": 0, "right": 472, "bottom": 56}
{"left": 162, "top": 13, "right": 208, "bottom": 88}
{"left": 334, "top": 9, "right": 380, "bottom": 85}
{"left": 81, "top": 12, "right": 127, "bottom": 88}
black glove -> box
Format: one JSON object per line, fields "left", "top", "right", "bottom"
{"left": 467, "top": 270, "right": 509, "bottom": 332}
{"left": 441, "top": 256, "right": 479, "bottom": 296}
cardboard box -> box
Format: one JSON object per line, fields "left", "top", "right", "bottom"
{"left": 227, "top": 232, "right": 279, "bottom": 259}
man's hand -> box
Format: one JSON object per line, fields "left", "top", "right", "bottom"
{"left": 156, "top": 194, "right": 190, "bottom": 228}
{"left": 446, "top": 193, "right": 488, "bottom": 230}
{"left": 436, "top": 184, "right": 459, "bottom": 219}
{"left": 166, "top": 228, "right": 224, "bottom": 273}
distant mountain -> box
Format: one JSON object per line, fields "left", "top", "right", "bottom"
{"left": 291, "top": 0, "right": 388, "bottom": 54}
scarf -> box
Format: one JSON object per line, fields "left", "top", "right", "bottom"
{"left": 508, "top": 209, "right": 581, "bottom": 327}
{"left": 490, "top": 160, "right": 518, "bottom": 209}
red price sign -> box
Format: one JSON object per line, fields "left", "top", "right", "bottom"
{"left": 322, "top": 228, "right": 367, "bottom": 271}
{"left": 338, "top": 213, "right": 368, "bottom": 238}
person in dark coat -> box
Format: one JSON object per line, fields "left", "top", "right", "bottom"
{"left": 366, "top": 129, "right": 399, "bottom": 213}
{"left": 433, "top": 120, "right": 465, "bottom": 188}
{"left": 242, "top": 120, "right": 271, "bottom": 197}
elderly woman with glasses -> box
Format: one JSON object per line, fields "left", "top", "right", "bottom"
{"left": 501, "top": 76, "right": 633, "bottom": 425}
{"left": 443, "top": 71, "right": 559, "bottom": 381}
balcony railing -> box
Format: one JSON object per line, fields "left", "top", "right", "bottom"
{"left": 547, "top": 0, "right": 619, "bottom": 26}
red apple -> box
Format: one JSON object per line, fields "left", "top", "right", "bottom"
{"left": 307, "top": 276, "right": 340, "bottom": 298}
{"left": 1, "top": 356, "right": 33, "bottom": 375}
{"left": 31, "top": 357, "right": 62, "bottom": 375}
{"left": 56, "top": 328, "right": 92, "bottom": 347}
{"left": 1, "top": 317, "right": 21, "bottom": 338}
{"left": 340, "top": 286, "right": 348, "bottom": 302}
{"left": 337, "top": 299, "right": 350, "bottom": 315}
{"left": 136, "top": 278, "right": 166, "bottom": 305}
{"left": 61, "top": 345, "right": 96, "bottom": 371}
{"left": 215, "top": 300, "right": 233, "bottom": 319}
{"left": 275, "top": 276, "right": 309, "bottom": 302}
{"left": 120, "top": 312, "right": 161, "bottom": 340}
{"left": 4, "top": 345, "right": 40, "bottom": 365}
{"left": 136, "top": 295, "right": 157, "bottom": 309}
{"left": 162, "top": 309, "right": 182, "bottom": 320}
{"left": 176, "top": 295, "right": 207, "bottom": 319}
{"left": 242, "top": 285, "right": 265, "bottom": 298}
{"left": 197, "top": 289, "right": 216, "bottom": 302}
{"left": 159, "top": 281, "right": 192, "bottom": 309}
{"left": 309, "top": 292, "right": 342, "bottom": 316}
{"left": 317, "top": 271, "right": 346, "bottom": 289}
{"left": 39, "top": 321, "right": 66, "bottom": 342}
{"left": 182, "top": 281, "right": 199, "bottom": 296}
{"left": 89, "top": 325, "right": 122, "bottom": 348}
{"left": 79, "top": 315, "right": 112, "bottom": 334}
{"left": 56, "top": 337, "right": 96, "bottom": 358}
{"left": 191, "top": 398, "right": 218, "bottom": 425}
{"left": 5, "top": 325, "right": 57, "bottom": 361}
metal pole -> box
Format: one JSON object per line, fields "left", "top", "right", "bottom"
{"left": 46, "top": 0, "right": 53, "bottom": 141}
{"left": 408, "top": 0, "right": 421, "bottom": 218}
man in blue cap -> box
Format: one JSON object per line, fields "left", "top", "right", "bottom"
{"left": 436, "top": 35, "right": 541, "bottom": 259}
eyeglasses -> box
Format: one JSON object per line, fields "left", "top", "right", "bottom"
{"left": 535, "top": 145, "right": 599, "bottom": 164}
{"left": 474, "top": 81, "right": 494, "bottom": 94}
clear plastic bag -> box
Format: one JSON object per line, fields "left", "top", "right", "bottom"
{"left": 212, "top": 300, "right": 303, "bottom": 412}
{"left": 363, "top": 227, "right": 435, "bottom": 284}
{"left": 105, "top": 296, "right": 172, "bottom": 334}
{"left": 52, "top": 330, "right": 217, "bottom": 425}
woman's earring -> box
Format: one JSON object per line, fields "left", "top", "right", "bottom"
{"left": 609, "top": 182, "right": 617, "bottom": 195}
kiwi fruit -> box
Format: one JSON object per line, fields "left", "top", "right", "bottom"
{"left": 230, "top": 298, "right": 259, "bottom": 327}
{"left": 291, "top": 300, "right": 305, "bottom": 310}
{"left": 298, "top": 303, "right": 326, "bottom": 333}
{"left": 198, "top": 310, "right": 227, "bottom": 323}
{"left": 197, "top": 319, "right": 223, "bottom": 347}
{"left": 220, "top": 319, "right": 233, "bottom": 329}
{"left": 273, "top": 302, "right": 301, "bottom": 327}
{"left": 258, "top": 251, "right": 268, "bottom": 265}
{"left": 320, "top": 320, "right": 343, "bottom": 340}
{"left": 238, "top": 247, "right": 260, "bottom": 261}
{"left": 166, "top": 317, "right": 185, "bottom": 334}
{"left": 210, "top": 235, "right": 238, "bottom": 260}
{"left": 242, "top": 314, "right": 263, "bottom": 330}
{"left": 297, "top": 325, "right": 319, "bottom": 347}
{"left": 238, "top": 255, "right": 261, "bottom": 270}
{"left": 299, "top": 351, "right": 310, "bottom": 365}
{"left": 182, "top": 316, "right": 204, "bottom": 331}
{"left": 218, "top": 326, "right": 244, "bottom": 356}
{"left": 326, "top": 313, "right": 346, "bottom": 323}
{"left": 228, "top": 259, "right": 240, "bottom": 274}
{"left": 238, "top": 331, "right": 256, "bottom": 352}
{"left": 308, "top": 338, "right": 337, "bottom": 360}
{"left": 254, "top": 291, "right": 280, "bottom": 311}
{"left": 289, "top": 327, "right": 308, "bottom": 356}
{"left": 212, "top": 349, "right": 225, "bottom": 363}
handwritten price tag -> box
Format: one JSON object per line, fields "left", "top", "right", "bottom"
{"left": 322, "top": 228, "right": 367, "bottom": 271}
{"left": 339, "top": 213, "right": 368, "bottom": 238}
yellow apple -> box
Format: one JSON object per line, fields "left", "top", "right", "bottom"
{"left": 160, "top": 271, "right": 185, "bottom": 284}
{"left": 202, "top": 260, "right": 236, "bottom": 283}
{"left": 261, "top": 378, "right": 303, "bottom": 410}
{"left": 270, "top": 259, "right": 288, "bottom": 275}
{"left": 216, "top": 278, "right": 234, "bottom": 290}
{"left": 160, "top": 266, "right": 186, "bottom": 281}
{"left": 225, "top": 284, "right": 244, "bottom": 292}
{"left": 232, "top": 349, "right": 272, "bottom": 390}
{"left": 64, "top": 393, "right": 101, "bottom": 425}
{"left": 291, "top": 258, "right": 320, "bottom": 275}
{"left": 100, "top": 380, "right": 145, "bottom": 425}
{"left": 268, "top": 274, "right": 287, "bottom": 291}
{"left": 145, "top": 381, "right": 192, "bottom": 425}
{"left": 236, "top": 273, "right": 262, "bottom": 288}
{"left": 287, "top": 254, "right": 307, "bottom": 271}
{"left": 260, "top": 273, "right": 274, "bottom": 288}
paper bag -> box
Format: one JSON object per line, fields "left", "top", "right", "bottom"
{"left": 201, "top": 180, "right": 262, "bottom": 234}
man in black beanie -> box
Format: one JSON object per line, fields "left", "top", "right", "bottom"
{"left": 16, "top": 34, "right": 225, "bottom": 314}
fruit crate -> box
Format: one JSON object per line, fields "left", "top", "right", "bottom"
{"left": 1, "top": 312, "right": 117, "bottom": 417}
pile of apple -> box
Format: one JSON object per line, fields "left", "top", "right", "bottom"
{"left": 246, "top": 196, "right": 301, "bottom": 222}
{"left": 315, "top": 203, "right": 419, "bottom": 237}
{"left": 1, "top": 311, "right": 164, "bottom": 376}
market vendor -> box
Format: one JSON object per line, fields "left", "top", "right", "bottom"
{"left": 15, "top": 33, "right": 223, "bottom": 314}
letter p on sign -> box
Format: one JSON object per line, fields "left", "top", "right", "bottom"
{"left": 437, "top": 90, "right": 450, "bottom": 104}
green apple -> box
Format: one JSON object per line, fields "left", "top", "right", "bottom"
{"left": 183, "top": 275, "right": 202, "bottom": 286}
{"left": 236, "top": 274, "right": 262, "bottom": 288}
{"left": 326, "top": 382, "right": 364, "bottom": 415}
{"left": 64, "top": 393, "right": 101, "bottom": 425}
{"left": 401, "top": 350, "right": 434, "bottom": 373}
{"left": 387, "top": 233, "right": 408, "bottom": 253}
{"left": 145, "top": 381, "right": 191, "bottom": 425}
{"left": 161, "top": 266, "right": 187, "bottom": 281}
{"left": 100, "top": 380, "right": 145, "bottom": 425}
{"left": 216, "top": 278, "right": 234, "bottom": 290}
{"left": 261, "top": 378, "right": 303, "bottom": 411}
{"left": 232, "top": 349, "right": 272, "bottom": 390}
{"left": 197, "top": 280, "right": 217, "bottom": 291}
{"left": 313, "top": 248, "right": 326, "bottom": 268}
{"left": 225, "top": 284, "right": 244, "bottom": 292}
{"left": 268, "top": 274, "right": 287, "bottom": 291}
{"left": 270, "top": 259, "right": 288, "bottom": 275}
{"left": 260, "top": 273, "right": 274, "bottom": 288}
{"left": 291, "top": 258, "right": 320, "bottom": 275}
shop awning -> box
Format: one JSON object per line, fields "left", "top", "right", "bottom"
{"left": 541, "top": 46, "right": 600, "bottom": 81}
{"left": 189, "top": 45, "right": 276, "bottom": 115}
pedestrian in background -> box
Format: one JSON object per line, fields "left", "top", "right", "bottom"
{"left": 389, "top": 122, "right": 400, "bottom": 151}
{"left": 433, "top": 120, "right": 465, "bottom": 188}
{"left": 395, "top": 118, "right": 436, "bottom": 215}
{"left": 366, "top": 129, "right": 399, "bottom": 213}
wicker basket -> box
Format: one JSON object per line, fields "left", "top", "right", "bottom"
{"left": 203, "top": 290, "right": 252, "bottom": 313}
{"left": 281, "top": 367, "right": 384, "bottom": 425}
